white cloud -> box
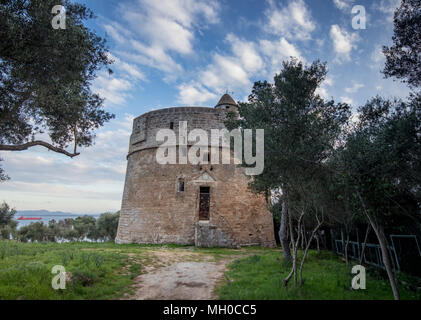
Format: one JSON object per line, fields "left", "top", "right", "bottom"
{"left": 137, "top": 0, "right": 220, "bottom": 27}
{"left": 316, "top": 77, "right": 334, "bottom": 100}
{"left": 259, "top": 37, "right": 304, "bottom": 77}
{"left": 199, "top": 54, "right": 252, "bottom": 93}
{"left": 260, "top": 37, "right": 304, "bottom": 63}
{"left": 316, "top": 87, "right": 329, "bottom": 100}
{"left": 341, "top": 96, "right": 354, "bottom": 105}
{"left": 104, "top": 22, "right": 134, "bottom": 45}
{"left": 325, "top": 77, "right": 334, "bottom": 87}
{"left": 129, "top": 41, "right": 183, "bottom": 74}
{"left": 333, "top": 0, "right": 355, "bottom": 11}
{"left": 107, "top": 0, "right": 220, "bottom": 77}
{"left": 176, "top": 34, "right": 267, "bottom": 103}
{"left": 92, "top": 72, "right": 134, "bottom": 106}
{"left": 177, "top": 83, "right": 218, "bottom": 105}
{"left": 370, "top": 44, "right": 386, "bottom": 71}
{"left": 115, "top": 113, "right": 135, "bottom": 131}
{"left": 371, "top": 45, "right": 385, "bottom": 64}
{"left": 92, "top": 53, "right": 145, "bottom": 107}
{"left": 372, "top": 0, "right": 400, "bottom": 22}
{"left": 345, "top": 82, "right": 364, "bottom": 93}
{"left": 330, "top": 25, "right": 359, "bottom": 62}
{"left": 107, "top": 53, "right": 146, "bottom": 81}
{"left": 264, "top": 0, "right": 316, "bottom": 40}
{"left": 175, "top": 33, "right": 304, "bottom": 105}
{"left": 226, "top": 34, "right": 264, "bottom": 73}
{"left": 0, "top": 114, "right": 134, "bottom": 213}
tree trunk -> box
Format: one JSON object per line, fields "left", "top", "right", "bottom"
{"left": 283, "top": 212, "right": 304, "bottom": 287}
{"left": 357, "top": 193, "right": 400, "bottom": 300}
{"left": 344, "top": 232, "right": 350, "bottom": 265}
{"left": 387, "top": 242, "right": 398, "bottom": 274}
{"left": 0, "top": 140, "right": 80, "bottom": 158}
{"left": 364, "top": 214, "right": 400, "bottom": 300}
{"left": 356, "top": 228, "right": 360, "bottom": 260}
{"left": 376, "top": 224, "right": 400, "bottom": 300}
{"left": 279, "top": 199, "right": 292, "bottom": 261}
{"left": 301, "top": 224, "right": 307, "bottom": 250}
{"left": 359, "top": 224, "right": 370, "bottom": 265}
{"left": 315, "top": 233, "right": 320, "bottom": 253}
{"left": 299, "top": 217, "right": 323, "bottom": 287}
{"left": 300, "top": 225, "right": 304, "bottom": 250}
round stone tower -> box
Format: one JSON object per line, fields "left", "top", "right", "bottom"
{"left": 115, "top": 94, "right": 276, "bottom": 247}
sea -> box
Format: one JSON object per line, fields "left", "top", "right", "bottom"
{"left": 15, "top": 211, "right": 101, "bottom": 228}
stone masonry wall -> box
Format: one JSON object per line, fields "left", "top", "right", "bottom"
{"left": 115, "top": 107, "right": 276, "bottom": 247}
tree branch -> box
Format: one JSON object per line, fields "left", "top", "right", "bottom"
{"left": 0, "top": 141, "right": 80, "bottom": 158}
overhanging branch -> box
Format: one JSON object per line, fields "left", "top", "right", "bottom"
{"left": 0, "top": 141, "right": 80, "bottom": 158}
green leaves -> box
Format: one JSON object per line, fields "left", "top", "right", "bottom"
{"left": 335, "top": 95, "right": 421, "bottom": 225}
{"left": 226, "top": 59, "right": 350, "bottom": 213}
{"left": 0, "top": 0, "right": 114, "bottom": 168}
{"left": 383, "top": 0, "right": 421, "bottom": 89}
{"left": 0, "top": 202, "right": 16, "bottom": 227}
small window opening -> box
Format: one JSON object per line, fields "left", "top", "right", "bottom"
{"left": 226, "top": 106, "right": 230, "bottom": 109}
{"left": 203, "top": 151, "right": 210, "bottom": 163}
{"left": 170, "top": 122, "right": 174, "bottom": 130}
{"left": 200, "top": 186, "right": 210, "bottom": 194}
{"left": 178, "top": 178, "right": 185, "bottom": 192}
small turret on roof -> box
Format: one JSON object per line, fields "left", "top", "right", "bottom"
{"left": 215, "top": 93, "right": 237, "bottom": 108}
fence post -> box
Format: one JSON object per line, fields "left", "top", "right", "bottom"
{"left": 330, "top": 228, "right": 335, "bottom": 253}
{"left": 356, "top": 228, "right": 360, "bottom": 260}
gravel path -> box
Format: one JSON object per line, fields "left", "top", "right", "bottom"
{"left": 133, "top": 260, "right": 229, "bottom": 300}
{"left": 123, "top": 248, "right": 239, "bottom": 300}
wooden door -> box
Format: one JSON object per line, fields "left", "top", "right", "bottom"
{"left": 199, "top": 187, "right": 210, "bottom": 220}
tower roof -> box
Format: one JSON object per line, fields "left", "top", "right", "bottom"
{"left": 215, "top": 93, "right": 237, "bottom": 107}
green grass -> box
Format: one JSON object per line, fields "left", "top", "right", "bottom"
{"left": 217, "top": 250, "right": 421, "bottom": 300}
{"left": 191, "top": 246, "right": 277, "bottom": 261}
{"left": 0, "top": 241, "right": 152, "bottom": 300}
{"left": 2, "top": 241, "right": 420, "bottom": 300}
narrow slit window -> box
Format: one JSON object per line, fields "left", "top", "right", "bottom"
{"left": 170, "top": 122, "right": 174, "bottom": 130}
{"left": 178, "top": 178, "right": 185, "bottom": 192}
{"left": 199, "top": 186, "right": 210, "bottom": 220}
{"left": 203, "top": 151, "right": 210, "bottom": 163}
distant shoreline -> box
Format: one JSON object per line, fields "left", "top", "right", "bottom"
{"left": 14, "top": 212, "right": 103, "bottom": 228}
{"left": 16, "top": 214, "right": 101, "bottom": 217}
{"left": 15, "top": 210, "right": 112, "bottom": 216}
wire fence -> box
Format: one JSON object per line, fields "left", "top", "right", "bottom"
{"left": 333, "top": 234, "right": 421, "bottom": 276}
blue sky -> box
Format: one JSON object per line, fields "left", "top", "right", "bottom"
{"left": 0, "top": 0, "right": 411, "bottom": 213}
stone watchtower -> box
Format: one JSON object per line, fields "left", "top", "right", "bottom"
{"left": 115, "top": 94, "right": 276, "bottom": 247}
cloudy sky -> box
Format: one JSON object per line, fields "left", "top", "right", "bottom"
{"left": 0, "top": 0, "right": 410, "bottom": 214}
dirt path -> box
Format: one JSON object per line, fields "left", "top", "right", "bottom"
{"left": 122, "top": 248, "right": 242, "bottom": 300}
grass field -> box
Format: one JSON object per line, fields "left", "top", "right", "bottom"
{"left": 0, "top": 240, "right": 420, "bottom": 300}
{"left": 0, "top": 241, "right": 154, "bottom": 299}
{"left": 217, "top": 250, "right": 421, "bottom": 300}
